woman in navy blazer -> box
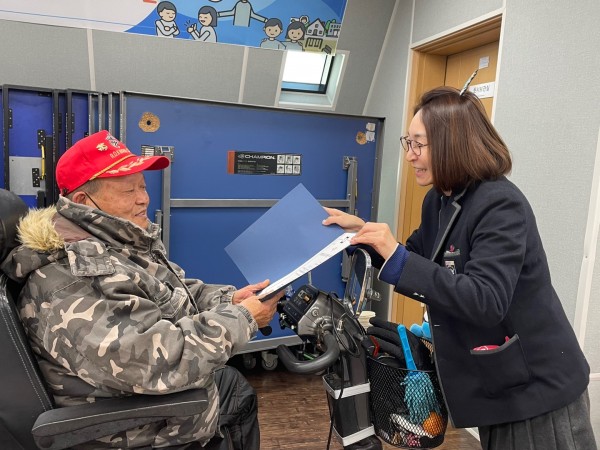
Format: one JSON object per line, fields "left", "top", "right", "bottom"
{"left": 324, "top": 86, "right": 595, "bottom": 450}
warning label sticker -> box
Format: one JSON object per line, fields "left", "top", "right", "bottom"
{"left": 227, "top": 151, "right": 302, "bottom": 175}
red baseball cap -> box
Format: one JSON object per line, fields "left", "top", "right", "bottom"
{"left": 56, "top": 130, "right": 170, "bottom": 195}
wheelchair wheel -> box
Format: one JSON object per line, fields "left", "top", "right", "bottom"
{"left": 260, "top": 351, "right": 278, "bottom": 371}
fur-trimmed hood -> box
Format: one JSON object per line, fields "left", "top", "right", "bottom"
{"left": 0, "top": 206, "right": 69, "bottom": 282}
{"left": 17, "top": 206, "right": 64, "bottom": 253}
{"left": 1, "top": 196, "right": 161, "bottom": 282}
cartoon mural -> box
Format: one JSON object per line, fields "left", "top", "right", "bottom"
{"left": 0, "top": 0, "right": 348, "bottom": 55}
{"left": 260, "top": 18, "right": 285, "bottom": 50}
{"left": 283, "top": 21, "right": 305, "bottom": 52}
{"left": 155, "top": 2, "right": 180, "bottom": 38}
{"left": 218, "top": 0, "right": 267, "bottom": 28}
{"left": 187, "top": 6, "right": 218, "bottom": 42}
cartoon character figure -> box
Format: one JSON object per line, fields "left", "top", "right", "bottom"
{"left": 283, "top": 21, "right": 305, "bottom": 51}
{"left": 218, "top": 0, "right": 267, "bottom": 27}
{"left": 155, "top": 1, "right": 180, "bottom": 38}
{"left": 187, "top": 6, "right": 218, "bottom": 43}
{"left": 260, "top": 18, "right": 285, "bottom": 50}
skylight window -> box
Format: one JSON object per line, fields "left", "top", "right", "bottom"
{"left": 281, "top": 52, "right": 334, "bottom": 94}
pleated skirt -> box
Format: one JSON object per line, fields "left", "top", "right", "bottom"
{"left": 478, "top": 389, "right": 597, "bottom": 450}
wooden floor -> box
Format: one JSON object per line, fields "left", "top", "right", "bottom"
{"left": 231, "top": 355, "right": 482, "bottom": 450}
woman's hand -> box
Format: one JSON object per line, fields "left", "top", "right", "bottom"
{"left": 232, "top": 279, "right": 270, "bottom": 304}
{"left": 323, "top": 208, "right": 399, "bottom": 259}
{"left": 322, "top": 207, "right": 365, "bottom": 232}
{"left": 351, "top": 222, "right": 398, "bottom": 260}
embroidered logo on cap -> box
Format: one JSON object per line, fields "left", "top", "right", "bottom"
{"left": 96, "top": 143, "right": 108, "bottom": 151}
{"left": 106, "top": 134, "right": 121, "bottom": 148}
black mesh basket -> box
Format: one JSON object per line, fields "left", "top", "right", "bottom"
{"left": 367, "top": 355, "right": 448, "bottom": 448}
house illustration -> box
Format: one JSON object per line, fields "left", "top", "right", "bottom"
{"left": 327, "top": 21, "right": 341, "bottom": 37}
{"left": 304, "top": 19, "right": 326, "bottom": 51}
{"left": 306, "top": 19, "right": 326, "bottom": 38}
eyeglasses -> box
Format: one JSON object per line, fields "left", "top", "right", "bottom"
{"left": 400, "top": 136, "right": 428, "bottom": 156}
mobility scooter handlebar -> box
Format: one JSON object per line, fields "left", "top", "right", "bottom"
{"left": 276, "top": 331, "right": 340, "bottom": 374}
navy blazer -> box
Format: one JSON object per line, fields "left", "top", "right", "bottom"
{"left": 390, "top": 177, "right": 589, "bottom": 428}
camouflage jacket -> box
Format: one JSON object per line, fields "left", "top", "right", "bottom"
{"left": 0, "top": 196, "right": 258, "bottom": 448}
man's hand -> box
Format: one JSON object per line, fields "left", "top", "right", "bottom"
{"left": 232, "top": 279, "right": 270, "bottom": 305}
{"left": 240, "top": 292, "right": 282, "bottom": 328}
{"left": 322, "top": 207, "right": 365, "bottom": 232}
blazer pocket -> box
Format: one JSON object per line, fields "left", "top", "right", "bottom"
{"left": 470, "top": 334, "right": 531, "bottom": 397}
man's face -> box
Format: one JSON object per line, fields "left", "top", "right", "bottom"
{"left": 159, "top": 9, "right": 176, "bottom": 22}
{"left": 265, "top": 25, "right": 281, "bottom": 38}
{"left": 89, "top": 173, "right": 150, "bottom": 229}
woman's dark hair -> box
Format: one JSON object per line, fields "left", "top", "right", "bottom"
{"left": 414, "top": 86, "right": 511, "bottom": 193}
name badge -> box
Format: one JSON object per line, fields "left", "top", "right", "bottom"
{"left": 443, "top": 247, "right": 460, "bottom": 275}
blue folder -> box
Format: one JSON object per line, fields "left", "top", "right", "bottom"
{"left": 225, "top": 183, "right": 346, "bottom": 286}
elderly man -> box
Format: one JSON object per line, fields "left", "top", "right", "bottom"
{"left": 1, "top": 130, "right": 279, "bottom": 449}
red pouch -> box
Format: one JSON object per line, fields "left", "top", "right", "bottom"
{"left": 472, "top": 336, "right": 509, "bottom": 351}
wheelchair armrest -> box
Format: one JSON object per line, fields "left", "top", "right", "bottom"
{"left": 32, "top": 388, "right": 208, "bottom": 450}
